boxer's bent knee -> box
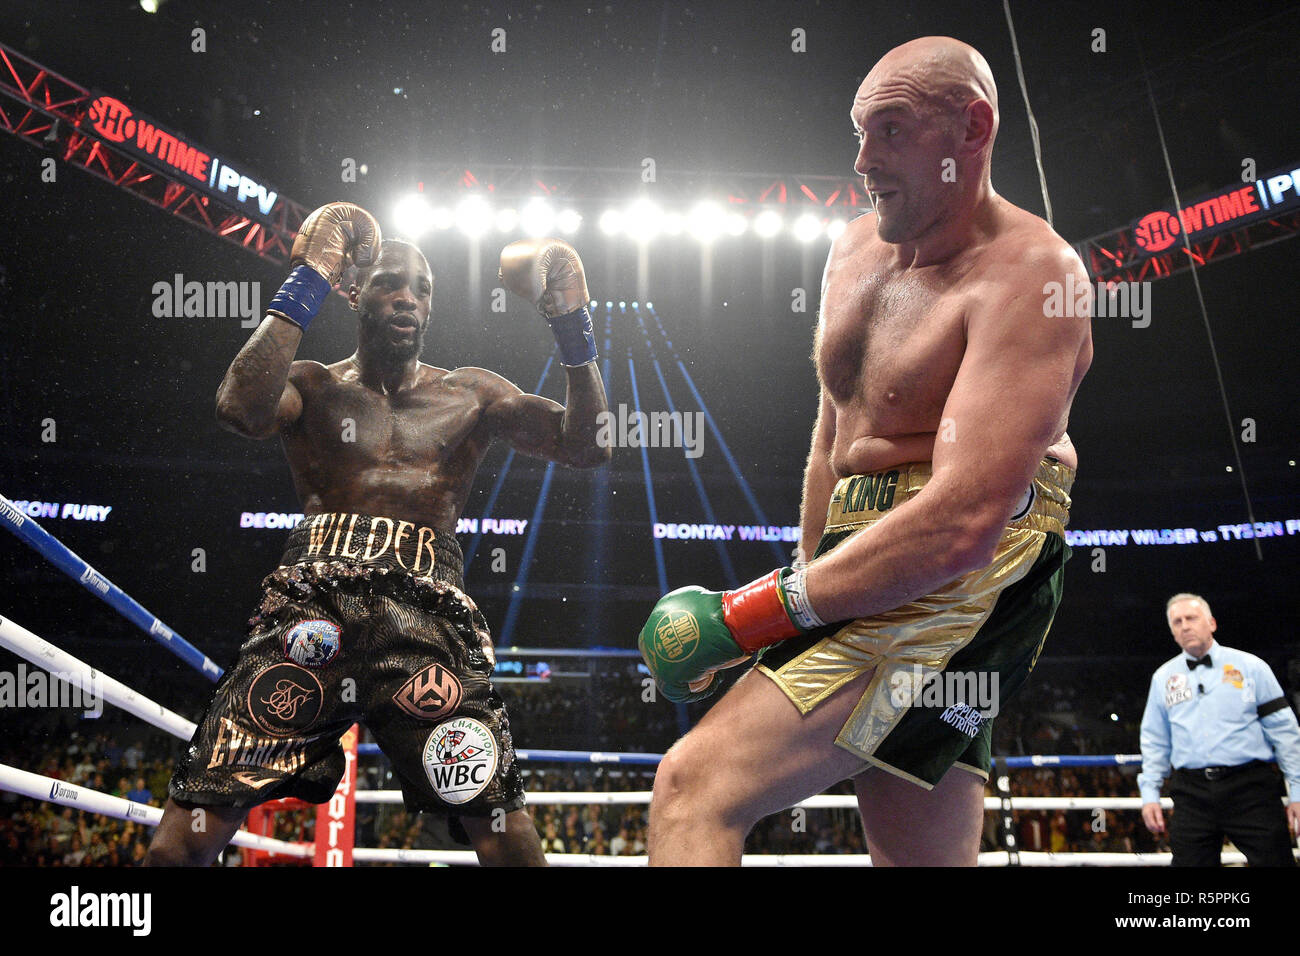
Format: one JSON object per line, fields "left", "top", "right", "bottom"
{"left": 143, "top": 839, "right": 210, "bottom": 868}
{"left": 145, "top": 799, "right": 246, "bottom": 867}
{"left": 652, "top": 732, "right": 754, "bottom": 831}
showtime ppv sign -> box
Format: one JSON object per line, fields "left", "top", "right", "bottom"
{"left": 1130, "top": 163, "right": 1300, "bottom": 255}
{"left": 82, "top": 92, "right": 280, "bottom": 224}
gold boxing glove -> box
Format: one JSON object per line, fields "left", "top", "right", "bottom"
{"left": 268, "top": 202, "right": 382, "bottom": 330}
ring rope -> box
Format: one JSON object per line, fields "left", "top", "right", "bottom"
{"left": 0, "top": 613, "right": 196, "bottom": 739}
{"left": 0, "top": 493, "right": 221, "bottom": 679}
{"left": 349, "top": 847, "right": 1288, "bottom": 867}
{"left": 0, "top": 761, "right": 311, "bottom": 857}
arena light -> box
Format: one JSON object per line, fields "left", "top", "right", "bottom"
{"left": 754, "top": 209, "right": 783, "bottom": 238}
{"left": 792, "top": 213, "right": 824, "bottom": 243}
{"left": 599, "top": 208, "right": 623, "bottom": 236}
{"left": 557, "top": 208, "right": 583, "bottom": 234}
{"left": 826, "top": 218, "right": 848, "bottom": 240}
{"left": 687, "top": 201, "right": 726, "bottom": 242}
{"left": 430, "top": 206, "right": 453, "bottom": 231}
{"left": 519, "top": 199, "right": 555, "bottom": 237}
{"left": 455, "top": 196, "right": 492, "bottom": 237}
{"left": 494, "top": 207, "right": 519, "bottom": 233}
{"left": 624, "top": 199, "right": 665, "bottom": 240}
{"left": 392, "top": 195, "right": 434, "bottom": 238}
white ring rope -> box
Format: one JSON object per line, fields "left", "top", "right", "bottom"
{"left": 349, "top": 847, "right": 1289, "bottom": 867}
{"left": 0, "top": 613, "right": 311, "bottom": 855}
{"left": 355, "top": 790, "right": 1195, "bottom": 811}
{"left": 0, "top": 762, "right": 311, "bottom": 857}
{"left": 0, "top": 613, "right": 196, "bottom": 739}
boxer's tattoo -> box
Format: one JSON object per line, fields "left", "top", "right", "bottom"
{"left": 217, "top": 317, "right": 302, "bottom": 437}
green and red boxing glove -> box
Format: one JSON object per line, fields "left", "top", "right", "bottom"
{"left": 637, "top": 567, "right": 826, "bottom": 703}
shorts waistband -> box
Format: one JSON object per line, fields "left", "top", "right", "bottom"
{"left": 280, "top": 513, "right": 465, "bottom": 584}
{"left": 823, "top": 458, "right": 1075, "bottom": 538}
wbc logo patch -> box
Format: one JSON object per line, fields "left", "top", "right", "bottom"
{"left": 423, "top": 718, "right": 498, "bottom": 805}
{"left": 1165, "top": 673, "right": 1193, "bottom": 707}
{"left": 392, "top": 663, "right": 463, "bottom": 720}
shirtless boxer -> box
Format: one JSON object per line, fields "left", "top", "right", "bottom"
{"left": 146, "top": 203, "right": 609, "bottom": 866}
{"left": 639, "top": 36, "right": 1092, "bottom": 865}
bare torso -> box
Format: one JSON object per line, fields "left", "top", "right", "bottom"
{"left": 818, "top": 197, "right": 1080, "bottom": 476}
{"left": 281, "top": 359, "right": 497, "bottom": 532}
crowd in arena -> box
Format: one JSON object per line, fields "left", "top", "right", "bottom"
{"left": 0, "top": 658, "right": 1244, "bottom": 864}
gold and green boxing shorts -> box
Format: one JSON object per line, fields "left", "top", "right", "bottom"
{"left": 757, "top": 458, "right": 1074, "bottom": 789}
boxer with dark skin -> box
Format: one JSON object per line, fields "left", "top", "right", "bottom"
{"left": 147, "top": 215, "right": 608, "bottom": 866}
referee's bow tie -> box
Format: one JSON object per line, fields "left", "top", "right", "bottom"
{"left": 1187, "top": 655, "right": 1212, "bottom": 670}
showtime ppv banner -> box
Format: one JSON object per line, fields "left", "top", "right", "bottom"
{"left": 1130, "top": 163, "right": 1300, "bottom": 255}
{"left": 81, "top": 91, "right": 281, "bottom": 225}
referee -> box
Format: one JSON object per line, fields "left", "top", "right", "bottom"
{"left": 1138, "top": 592, "right": 1300, "bottom": 865}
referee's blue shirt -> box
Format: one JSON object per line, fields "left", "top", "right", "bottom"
{"left": 1138, "top": 640, "right": 1300, "bottom": 804}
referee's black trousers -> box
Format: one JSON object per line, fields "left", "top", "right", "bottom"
{"left": 1169, "top": 761, "right": 1296, "bottom": 866}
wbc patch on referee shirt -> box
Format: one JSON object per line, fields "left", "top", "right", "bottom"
{"left": 1164, "top": 673, "right": 1193, "bottom": 707}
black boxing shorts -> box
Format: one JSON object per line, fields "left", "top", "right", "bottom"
{"left": 168, "top": 512, "right": 525, "bottom": 825}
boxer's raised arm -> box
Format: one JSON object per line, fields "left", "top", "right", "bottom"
{"left": 215, "top": 318, "right": 305, "bottom": 439}
{"left": 471, "top": 366, "right": 611, "bottom": 468}
{"left": 486, "top": 238, "right": 611, "bottom": 466}
{"left": 217, "top": 202, "right": 381, "bottom": 440}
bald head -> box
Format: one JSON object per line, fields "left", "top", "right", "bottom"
{"left": 859, "top": 36, "right": 998, "bottom": 149}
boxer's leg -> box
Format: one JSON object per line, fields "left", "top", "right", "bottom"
{"left": 648, "top": 666, "right": 872, "bottom": 865}
{"left": 144, "top": 798, "right": 249, "bottom": 866}
{"left": 461, "top": 810, "right": 547, "bottom": 866}
{"left": 853, "top": 765, "right": 985, "bottom": 866}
